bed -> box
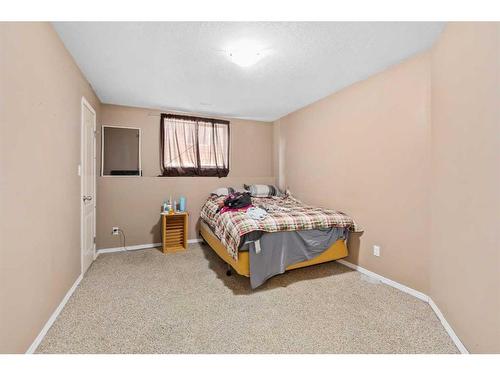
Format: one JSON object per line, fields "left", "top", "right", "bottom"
{"left": 200, "top": 193, "right": 357, "bottom": 288}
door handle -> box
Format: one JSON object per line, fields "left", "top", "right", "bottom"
{"left": 83, "top": 195, "right": 93, "bottom": 202}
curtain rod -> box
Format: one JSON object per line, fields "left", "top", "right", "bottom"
{"left": 148, "top": 112, "right": 230, "bottom": 124}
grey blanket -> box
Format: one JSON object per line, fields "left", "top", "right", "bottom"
{"left": 247, "top": 227, "right": 347, "bottom": 288}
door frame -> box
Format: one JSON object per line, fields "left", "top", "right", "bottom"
{"left": 80, "top": 96, "right": 97, "bottom": 274}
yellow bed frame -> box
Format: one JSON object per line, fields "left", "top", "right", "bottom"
{"left": 199, "top": 221, "right": 348, "bottom": 277}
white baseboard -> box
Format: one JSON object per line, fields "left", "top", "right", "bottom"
{"left": 97, "top": 242, "right": 162, "bottom": 255}
{"left": 428, "top": 298, "right": 469, "bottom": 354}
{"left": 336, "top": 259, "right": 468, "bottom": 354}
{"left": 97, "top": 238, "right": 203, "bottom": 255}
{"left": 26, "top": 274, "right": 83, "bottom": 354}
{"left": 336, "top": 259, "right": 428, "bottom": 302}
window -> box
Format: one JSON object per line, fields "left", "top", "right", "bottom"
{"left": 160, "top": 114, "right": 230, "bottom": 177}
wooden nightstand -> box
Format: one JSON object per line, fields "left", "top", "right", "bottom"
{"left": 161, "top": 212, "right": 188, "bottom": 253}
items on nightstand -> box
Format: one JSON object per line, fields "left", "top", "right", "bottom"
{"left": 162, "top": 196, "right": 174, "bottom": 214}
{"left": 162, "top": 195, "right": 187, "bottom": 214}
{"left": 179, "top": 196, "right": 186, "bottom": 212}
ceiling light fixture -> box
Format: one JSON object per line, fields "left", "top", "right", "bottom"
{"left": 226, "top": 39, "right": 267, "bottom": 68}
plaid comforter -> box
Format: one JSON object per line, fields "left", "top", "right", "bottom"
{"left": 200, "top": 194, "right": 358, "bottom": 260}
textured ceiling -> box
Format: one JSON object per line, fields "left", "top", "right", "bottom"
{"left": 53, "top": 22, "right": 444, "bottom": 121}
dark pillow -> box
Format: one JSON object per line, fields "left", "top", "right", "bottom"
{"left": 244, "top": 184, "right": 282, "bottom": 197}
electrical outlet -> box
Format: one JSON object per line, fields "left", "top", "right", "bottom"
{"left": 112, "top": 227, "right": 119, "bottom": 235}
{"left": 373, "top": 245, "right": 381, "bottom": 257}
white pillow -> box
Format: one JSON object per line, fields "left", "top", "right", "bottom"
{"left": 211, "top": 187, "right": 235, "bottom": 196}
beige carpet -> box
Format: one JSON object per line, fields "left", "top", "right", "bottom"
{"left": 36, "top": 244, "right": 458, "bottom": 354}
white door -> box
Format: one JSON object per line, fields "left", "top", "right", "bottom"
{"left": 81, "top": 97, "right": 96, "bottom": 274}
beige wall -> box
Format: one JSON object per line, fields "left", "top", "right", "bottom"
{"left": 275, "top": 23, "right": 499, "bottom": 352}
{"left": 97, "top": 104, "right": 274, "bottom": 248}
{"left": 0, "top": 23, "right": 100, "bottom": 353}
{"left": 430, "top": 23, "right": 500, "bottom": 353}
{"left": 276, "top": 53, "right": 432, "bottom": 294}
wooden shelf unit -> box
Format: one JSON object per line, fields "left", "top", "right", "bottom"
{"left": 161, "top": 212, "right": 188, "bottom": 253}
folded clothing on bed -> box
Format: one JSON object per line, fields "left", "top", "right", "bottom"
{"left": 200, "top": 194, "right": 358, "bottom": 260}
{"left": 246, "top": 207, "right": 268, "bottom": 220}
